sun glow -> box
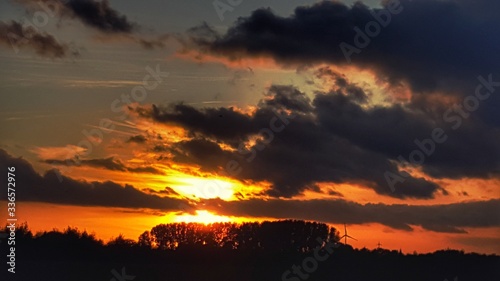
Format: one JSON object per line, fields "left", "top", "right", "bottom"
{"left": 172, "top": 176, "right": 236, "bottom": 200}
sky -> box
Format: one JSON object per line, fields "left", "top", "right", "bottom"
{"left": 0, "top": 0, "right": 499, "bottom": 254}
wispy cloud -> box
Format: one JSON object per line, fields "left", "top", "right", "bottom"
{"left": 32, "top": 145, "right": 87, "bottom": 160}
{"left": 0, "top": 20, "right": 78, "bottom": 58}
{"left": 14, "top": 0, "right": 170, "bottom": 49}
{"left": 43, "top": 156, "right": 165, "bottom": 175}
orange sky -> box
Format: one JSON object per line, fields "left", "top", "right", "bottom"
{"left": 5, "top": 201, "right": 499, "bottom": 255}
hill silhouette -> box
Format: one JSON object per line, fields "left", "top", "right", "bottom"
{"left": 1, "top": 221, "right": 498, "bottom": 281}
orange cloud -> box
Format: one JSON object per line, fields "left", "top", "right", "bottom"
{"left": 32, "top": 145, "right": 87, "bottom": 160}
{"left": 173, "top": 50, "right": 283, "bottom": 70}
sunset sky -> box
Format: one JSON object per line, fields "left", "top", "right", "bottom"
{"left": 0, "top": 0, "right": 499, "bottom": 255}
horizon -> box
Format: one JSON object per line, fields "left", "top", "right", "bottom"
{"left": 4, "top": 220, "right": 497, "bottom": 256}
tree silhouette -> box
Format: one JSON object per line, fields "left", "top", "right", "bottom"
{"left": 146, "top": 220, "right": 339, "bottom": 252}
{"left": 138, "top": 230, "right": 154, "bottom": 248}
{"left": 2, "top": 222, "right": 498, "bottom": 281}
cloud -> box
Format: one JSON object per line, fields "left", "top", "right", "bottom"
{"left": 127, "top": 135, "right": 147, "bottom": 143}
{"left": 127, "top": 166, "right": 164, "bottom": 175}
{"left": 31, "top": 145, "right": 87, "bottom": 160}
{"left": 0, "top": 20, "right": 78, "bottom": 58}
{"left": 0, "top": 149, "right": 184, "bottom": 210}
{"left": 14, "top": 0, "right": 169, "bottom": 49}
{"left": 15, "top": 0, "right": 136, "bottom": 33}
{"left": 64, "top": 0, "right": 134, "bottom": 33}
{"left": 43, "top": 156, "right": 164, "bottom": 175}
{"left": 137, "top": 84, "right": 451, "bottom": 199}
{"left": 202, "top": 197, "right": 500, "bottom": 233}
{"left": 92, "top": 32, "right": 170, "bottom": 50}
{"left": 139, "top": 103, "right": 256, "bottom": 146}
{"left": 184, "top": 0, "right": 500, "bottom": 94}
{"left": 311, "top": 79, "right": 500, "bottom": 180}
{"left": 143, "top": 186, "right": 180, "bottom": 197}
{"left": 136, "top": 35, "right": 170, "bottom": 50}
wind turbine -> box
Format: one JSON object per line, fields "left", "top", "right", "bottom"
{"left": 339, "top": 223, "right": 357, "bottom": 245}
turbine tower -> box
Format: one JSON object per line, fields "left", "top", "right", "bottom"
{"left": 339, "top": 223, "right": 357, "bottom": 245}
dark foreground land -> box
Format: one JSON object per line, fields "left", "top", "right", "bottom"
{"left": 1, "top": 222, "right": 499, "bottom": 281}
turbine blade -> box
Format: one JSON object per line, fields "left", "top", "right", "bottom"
{"left": 346, "top": 235, "right": 357, "bottom": 241}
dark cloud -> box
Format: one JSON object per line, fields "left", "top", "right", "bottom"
{"left": 15, "top": 0, "right": 135, "bottom": 33}
{"left": 137, "top": 103, "right": 256, "bottom": 146}
{"left": 127, "top": 135, "right": 147, "bottom": 143}
{"left": 168, "top": 138, "right": 233, "bottom": 174}
{"left": 138, "top": 85, "right": 447, "bottom": 199}
{"left": 259, "top": 85, "right": 313, "bottom": 113}
{"left": 0, "top": 20, "right": 78, "bottom": 58}
{"left": 128, "top": 166, "right": 164, "bottom": 175}
{"left": 142, "top": 186, "right": 180, "bottom": 197}
{"left": 180, "top": 0, "right": 500, "bottom": 172}
{"left": 45, "top": 157, "right": 125, "bottom": 171}
{"left": 0, "top": 149, "right": 186, "bottom": 210}
{"left": 202, "top": 198, "right": 500, "bottom": 234}
{"left": 64, "top": 0, "right": 134, "bottom": 33}
{"left": 315, "top": 67, "right": 369, "bottom": 103}
{"left": 43, "top": 156, "right": 164, "bottom": 175}
{"left": 185, "top": 0, "right": 500, "bottom": 95}
{"left": 13, "top": 0, "right": 169, "bottom": 50}
{"left": 313, "top": 88, "right": 500, "bottom": 180}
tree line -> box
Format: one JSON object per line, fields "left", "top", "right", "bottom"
{"left": 2, "top": 221, "right": 499, "bottom": 281}
{"left": 139, "top": 220, "right": 339, "bottom": 252}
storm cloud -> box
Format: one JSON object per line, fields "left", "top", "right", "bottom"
{"left": 0, "top": 149, "right": 184, "bottom": 210}
{"left": 138, "top": 84, "right": 449, "bottom": 199}
{"left": 137, "top": 71, "right": 500, "bottom": 198}
{"left": 185, "top": 0, "right": 500, "bottom": 95}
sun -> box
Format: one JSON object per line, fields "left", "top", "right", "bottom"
{"left": 170, "top": 176, "right": 236, "bottom": 200}
{"left": 174, "top": 210, "right": 233, "bottom": 225}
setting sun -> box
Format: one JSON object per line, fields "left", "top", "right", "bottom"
{"left": 174, "top": 210, "right": 233, "bottom": 225}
